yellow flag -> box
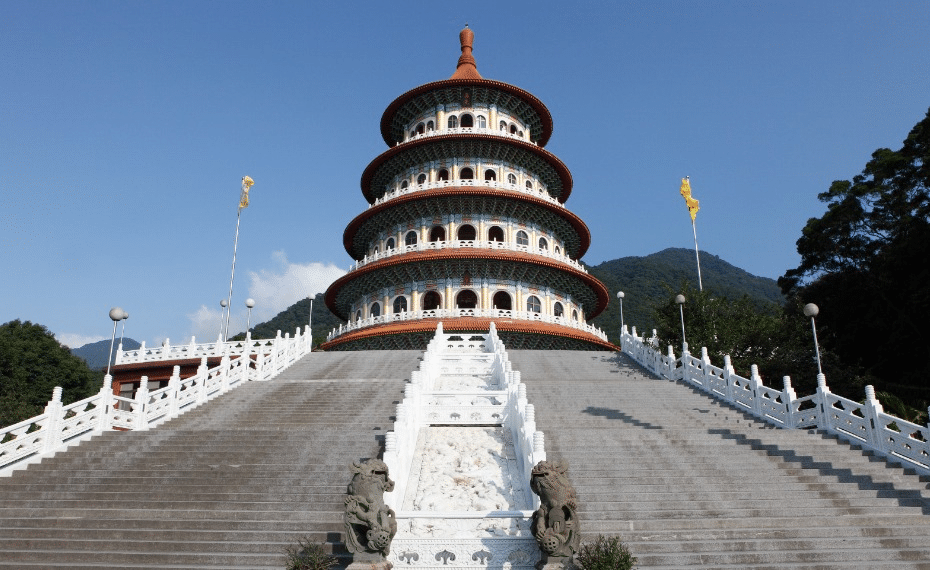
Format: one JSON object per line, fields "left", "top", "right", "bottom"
{"left": 679, "top": 177, "right": 699, "bottom": 221}
{"left": 239, "top": 176, "right": 254, "bottom": 209}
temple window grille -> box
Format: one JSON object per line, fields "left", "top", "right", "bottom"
{"left": 417, "top": 173, "right": 426, "bottom": 185}
{"left": 526, "top": 295, "right": 541, "bottom": 313}
{"left": 507, "top": 173, "right": 517, "bottom": 185}
{"left": 553, "top": 302, "right": 564, "bottom": 317}
{"left": 516, "top": 231, "right": 529, "bottom": 246}
{"left": 371, "top": 302, "right": 381, "bottom": 317}
{"left": 477, "top": 115, "right": 487, "bottom": 128}
{"left": 448, "top": 115, "right": 458, "bottom": 128}
{"left": 539, "top": 237, "right": 548, "bottom": 250}
{"left": 386, "top": 237, "right": 395, "bottom": 249}
{"left": 393, "top": 296, "right": 408, "bottom": 313}
{"left": 405, "top": 231, "right": 418, "bottom": 246}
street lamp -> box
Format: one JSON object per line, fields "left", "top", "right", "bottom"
{"left": 245, "top": 298, "right": 255, "bottom": 333}
{"left": 106, "top": 307, "right": 127, "bottom": 376}
{"left": 616, "top": 291, "right": 625, "bottom": 336}
{"left": 803, "top": 303, "right": 823, "bottom": 376}
{"left": 219, "top": 299, "right": 228, "bottom": 339}
{"left": 675, "top": 294, "right": 687, "bottom": 351}
{"left": 118, "top": 312, "right": 129, "bottom": 347}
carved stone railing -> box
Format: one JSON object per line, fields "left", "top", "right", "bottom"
{"left": 1, "top": 327, "right": 312, "bottom": 477}
{"left": 349, "top": 239, "right": 586, "bottom": 273}
{"left": 383, "top": 322, "right": 542, "bottom": 568}
{"left": 371, "top": 177, "right": 561, "bottom": 210}
{"left": 327, "top": 308, "right": 608, "bottom": 343}
{"left": 620, "top": 326, "right": 930, "bottom": 475}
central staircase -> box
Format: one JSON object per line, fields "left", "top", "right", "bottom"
{"left": 0, "top": 348, "right": 928, "bottom": 568}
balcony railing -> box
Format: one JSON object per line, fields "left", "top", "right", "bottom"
{"left": 371, "top": 178, "right": 562, "bottom": 209}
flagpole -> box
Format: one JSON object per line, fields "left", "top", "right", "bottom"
{"left": 224, "top": 208, "right": 241, "bottom": 342}
{"left": 691, "top": 218, "right": 703, "bottom": 291}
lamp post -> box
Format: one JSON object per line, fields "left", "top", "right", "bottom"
{"left": 616, "top": 291, "right": 625, "bottom": 337}
{"left": 219, "top": 299, "right": 228, "bottom": 339}
{"left": 245, "top": 298, "right": 255, "bottom": 333}
{"left": 118, "top": 312, "right": 129, "bottom": 347}
{"left": 803, "top": 303, "right": 823, "bottom": 376}
{"left": 106, "top": 307, "right": 127, "bottom": 376}
{"left": 675, "top": 294, "right": 687, "bottom": 351}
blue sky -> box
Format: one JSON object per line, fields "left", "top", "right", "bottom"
{"left": 3, "top": 1, "right": 928, "bottom": 348}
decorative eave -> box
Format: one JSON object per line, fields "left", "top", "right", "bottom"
{"left": 361, "top": 134, "right": 573, "bottom": 204}
{"left": 324, "top": 249, "right": 609, "bottom": 320}
{"left": 380, "top": 79, "right": 554, "bottom": 148}
{"left": 319, "top": 318, "right": 616, "bottom": 352}
{"left": 342, "top": 187, "right": 592, "bottom": 260}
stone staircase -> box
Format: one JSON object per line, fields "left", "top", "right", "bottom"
{"left": 508, "top": 350, "right": 930, "bottom": 569}
{"left": 0, "top": 350, "right": 422, "bottom": 569}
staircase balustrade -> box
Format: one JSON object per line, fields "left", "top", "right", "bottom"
{"left": 620, "top": 325, "right": 930, "bottom": 474}
{"left": 0, "top": 326, "right": 313, "bottom": 477}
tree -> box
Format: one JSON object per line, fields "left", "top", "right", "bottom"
{"left": 779, "top": 108, "right": 930, "bottom": 406}
{"left": 0, "top": 320, "right": 100, "bottom": 428}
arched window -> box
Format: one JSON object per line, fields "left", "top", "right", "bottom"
{"left": 460, "top": 167, "right": 474, "bottom": 180}
{"left": 507, "top": 173, "right": 517, "bottom": 185}
{"left": 477, "top": 115, "right": 487, "bottom": 128}
{"left": 371, "top": 302, "right": 381, "bottom": 317}
{"left": 499, "top": 120, "right": 507, "bottom": 131}
{"left": 457, "top": 224, "right": 476, "bottom": 241}
{"left": 526, "top": 295, "right": 541, "bottom": 313}
{"left": 416, "top": 122, "right": 425, "bottom": 134}
{"left": 405, "top": 231, "right": 418, "bottom": 246}
{"left": 516, "top": 231, "right": 529, "bottom": 246}
{"left": 539, "top": 237, "right": 548, "bottom": 250}
{"left": 484, "top": 169, "right": 496, "bottom": 181}
{"left": 386, "top": 237, "right": 395, "bottom": 250}
{"left": 525, "top": 180, "right": 533, "bottom": 190}
{"left": 438, "top": 168, "right": 449, "bottom": 181}
{"left": 572, "top": 309, "right": 578, "bottom": 321}
{"left": 553, "top": 302, "right": 564, "bottom": 317}
{"left": 422, "top": 291, "right": 441, "bottom": 311}
{"left": 430, "top": 226, "right": 446, "bottom": 242}
{"left": 554, "top": 245, "right": 561, "bottom": 255}
{"left": 356, "top": 309, "right": 362, "bottom": 321}
{"left": 448, "top": 115, "right": 458, "bottom": 128}
{"left": 492, "top": 291, "right": 512, "bottom": 310}
{"left": 518, "top": 131, "right": 524, "bottom": 138}
{"left": 410, "top": 130, "right": 416, "bottom": 139}
{"left": 393, "top": 296, "right": 407, "bottom": 313}
{"left": 427, "top": 121, "right": 434, "bottom": 131}
{"left": 417, "top": 173, "right": 426, "bottom": 185}
{"left": 400, "top": 180, "right": 408, "bottom": 189}
{"left": 510, "top": 124, "right": 518, "bottom": 135}
{"left": 488, "top": 226, "right": 504, "bottom": 242}
{"left": 460, "top": 114, "right": 474, "bottom": 128}
{"left": 372, "top": 246, "right": 379, "bottom": 255}
{"left": 456, "top": 290, "right": 478, "bottom": 309}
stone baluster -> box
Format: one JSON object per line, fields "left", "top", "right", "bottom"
{"left": 196, "top": 356, "right": 209, "bottom": 404}
{"left": 167, "top": 366, "right": 181, "bottom": 420}
{"left": 134, "top": 377, "right": 150, "bottom": 431}
{"left": 723, "top": 355, "right": 735, "bottom": 401}
{"left": 219, "top": 355, "right": 232, "bottom": 394}
{"left": 863, "top": 385, "right": 887, "bottom": 454}
{"left": 41, "top": 387, "right": 64, "bottom": 453}
{"left": 96, "top": 375, "right": 114, "bottom": 432}
{"left": 700, "top": 347, "right": 712, "bottom": 390}
{"left": 750, "top": 365, "right": 764, "bottom": 418}
{"left": 815, "top": 373, "right": 832, "bottom": 432}
{"left": 781, "top": 376, "right": 797, "bottom": 428}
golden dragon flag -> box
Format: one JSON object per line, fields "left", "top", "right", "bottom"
{"left": 680, "top": 177, "right": 699, "bottom": 221}
{"left": 239, "top": 176, "right": 254, "bottom": 209}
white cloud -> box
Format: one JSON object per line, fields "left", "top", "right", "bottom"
{"left": 56, "top": 333, "right": 107, "bottom": 349}
{"left": 186, "top": 251, "right": 346, "bottom": 341}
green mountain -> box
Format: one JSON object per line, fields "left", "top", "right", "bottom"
{"left": 587, "top": 248, "right": 784, "bottom": 342}
{"left": 71, "top": 338, "right": 142, "bottom": 370}
{"left": 230, "top": 293, "right": 345, "bottom": 348}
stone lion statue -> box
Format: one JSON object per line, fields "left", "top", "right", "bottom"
{"left": 344, "top": 459, "right": 398, "bottom": 558}
{"left": 530, "top": 460, "right": 580, "bottom": 558}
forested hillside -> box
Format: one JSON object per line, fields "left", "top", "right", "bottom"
{"left": 230, "top": 293, "right": 344, "bottom": 347}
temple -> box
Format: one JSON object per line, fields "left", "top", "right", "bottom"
{"left": 321, "top": 26, "right": 612, "bottom": 351}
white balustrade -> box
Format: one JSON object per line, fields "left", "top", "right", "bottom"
{"left": 327, "top": 308, "right": 608, "bottom": 343}
{"left": 350, "top": 239, "right": 586, "bottom": 273}
{"left": 619, "top": 326, "right": 930, "bottom": 475}
{"left": 1, "top": 326, "right": 313, "bottom": 477}
{"left": 371, "top": 176, "right": 562, "bottom": 210}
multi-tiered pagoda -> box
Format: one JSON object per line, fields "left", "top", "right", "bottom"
{"left": 322, "top": 27, "right": 611, "bottom": 351}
